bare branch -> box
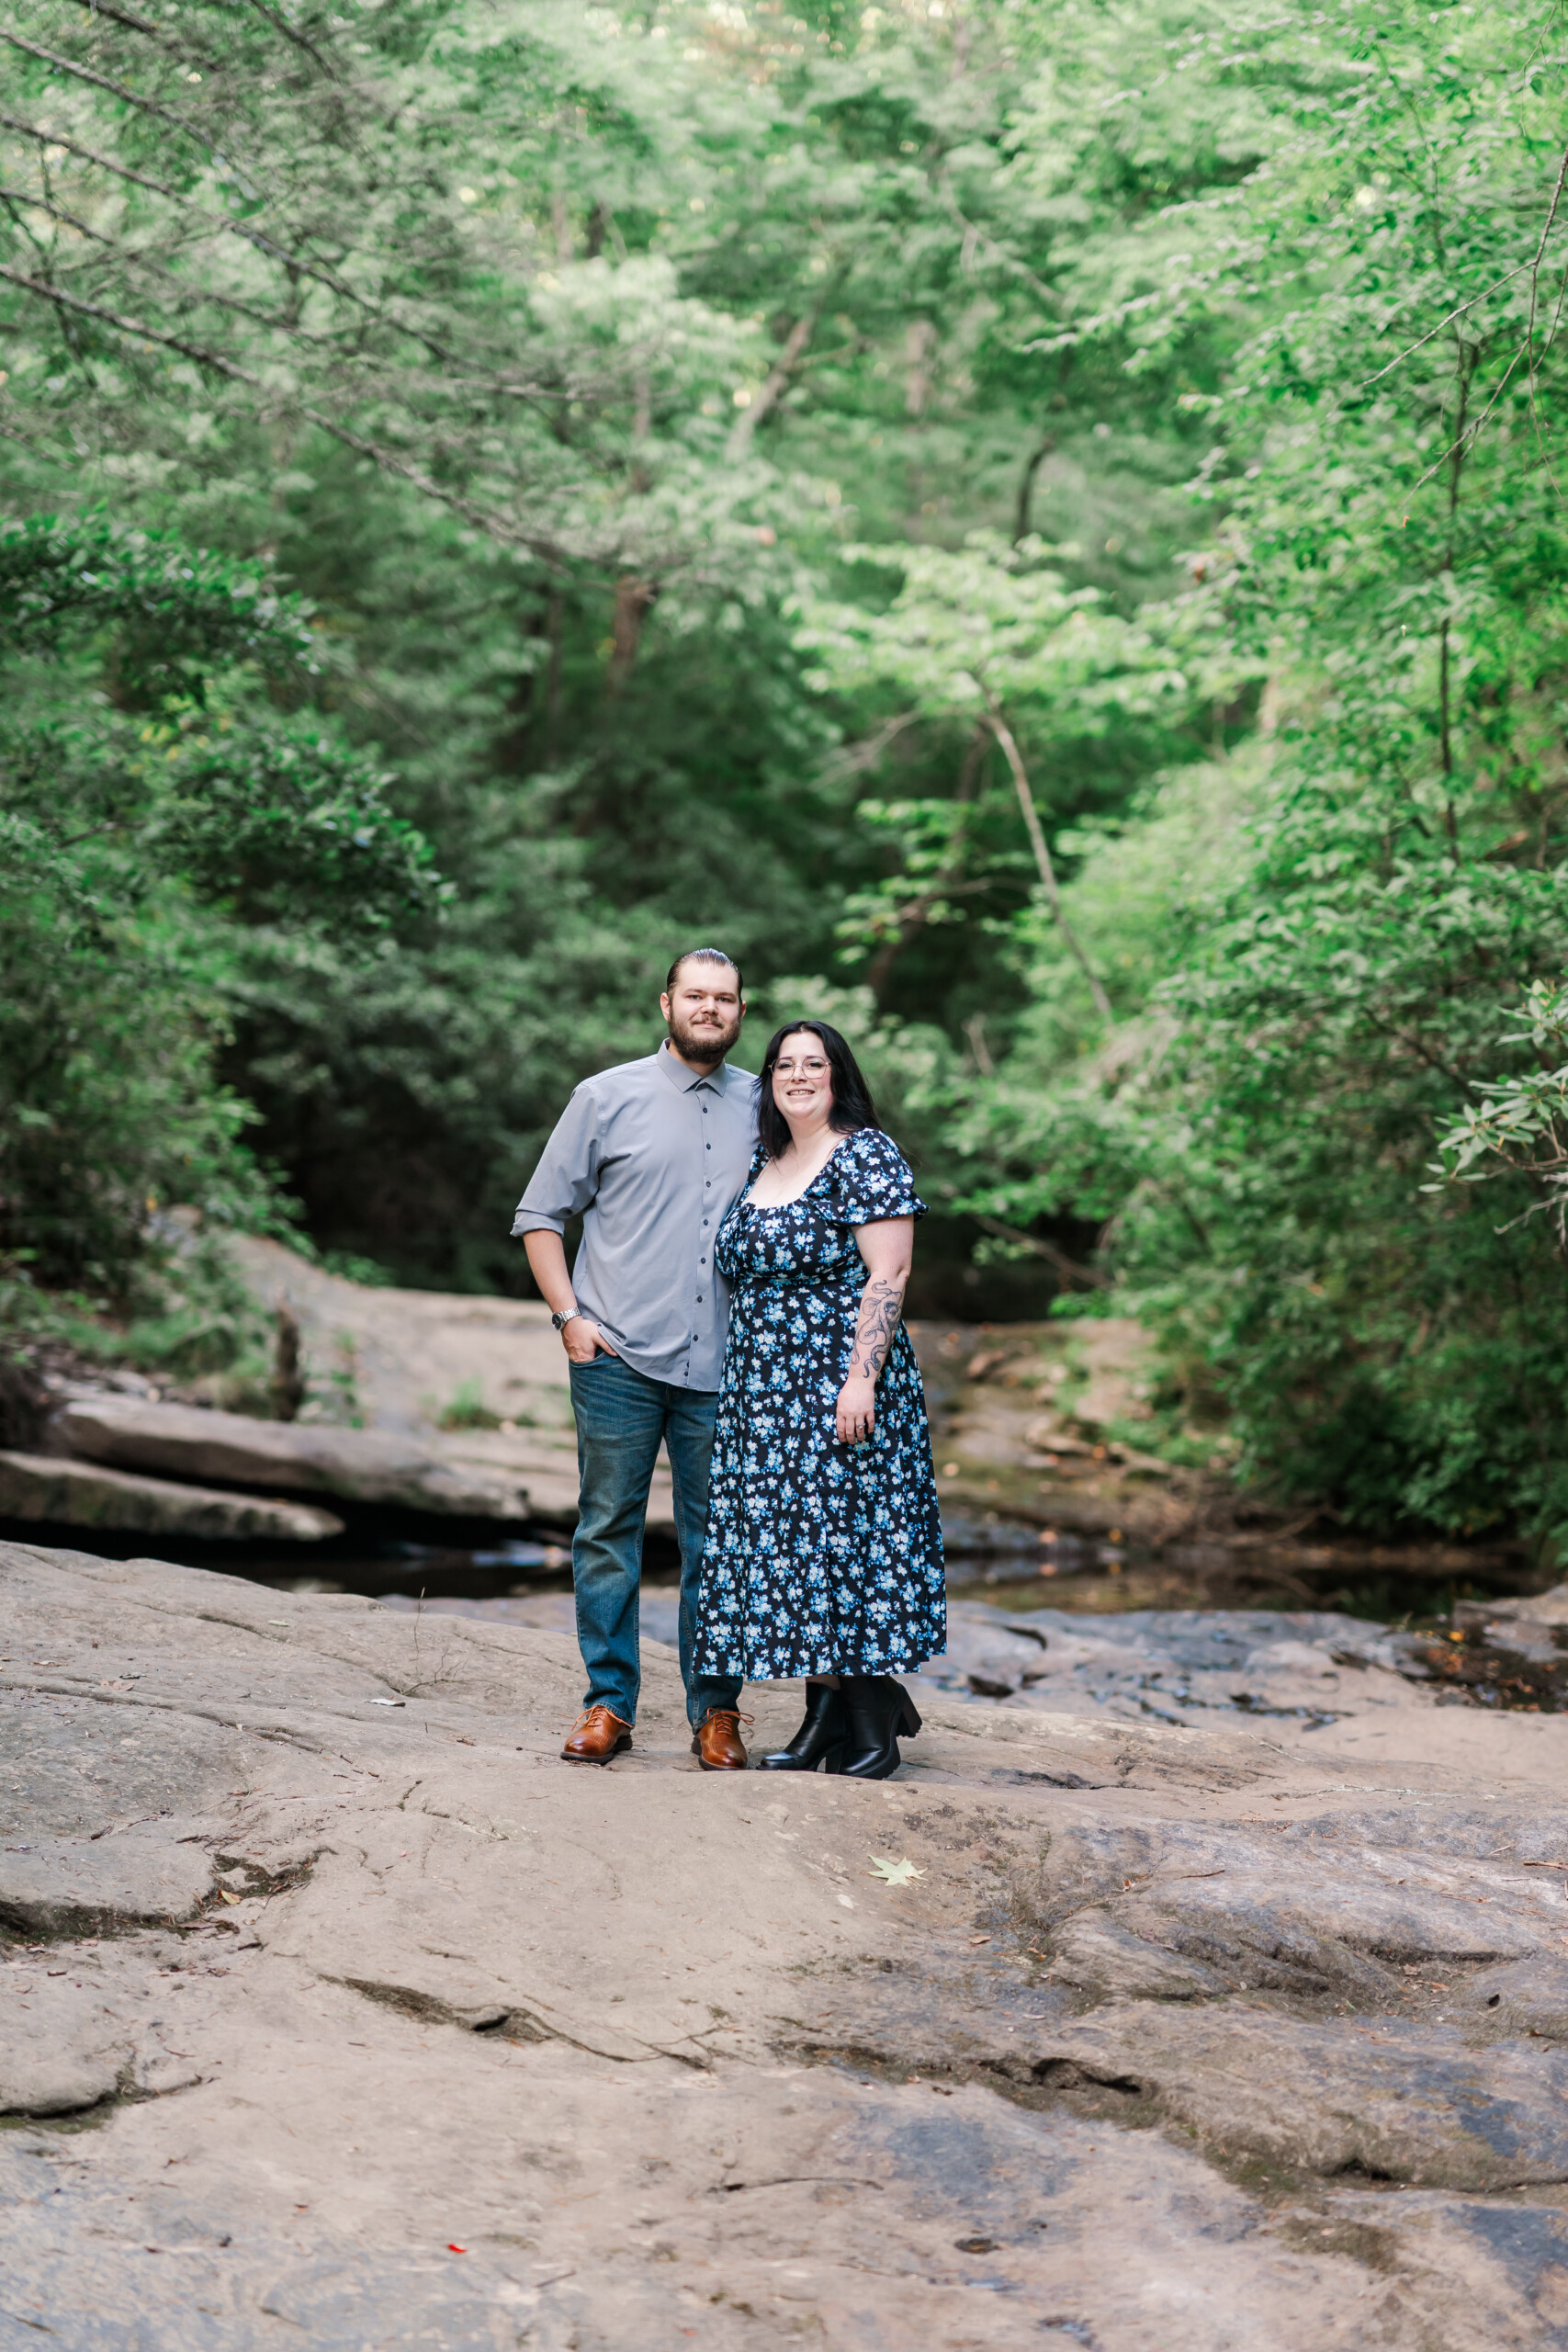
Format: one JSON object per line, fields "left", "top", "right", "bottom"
{"left": 0, "top": 187, "right": 352, "bottom": 345}
{"left": 73, "top": 0, "right": 219, "bottom": 63}
{"left": 1357, "top": 258, "right": 1535, "bottom": 389}
{"left": 1372, "top": 139, "right": 1568, "bottom": 503}
{"left": 0, "top": 108, "right": 193, "bottom": 200}
{"left": 0, "top": 263, "right": 570, "bottom": 567}
{"left": 970, "top": 1213, "right": 1110, "bottom": 1289}
{"left": 0, "top": 107, "right": 358, "bottom": 300}
{"left": 0, "top": 114, "right": 555, "bottom": 395}
{"left": 727, "top": 312, "right": 814, "bottom": 461}
{"left": 936, "top": 176, "right": 1062, "bottom": 315}
{"left": 816, "top": 712, "right": 919, "bottom": 786}
{"left": 1404, "top": 337, "right": 1528, "bottom": 501}
{"left": 962, "top": 1012, "right": 994, "bottom": 1075}
{"left": 243, "top": 0, "right": 342, "bottom": 79}
{"left": 982, "top": 700, "right": 1112, "bottom": 1022}
{"left": 1013, "top": 434, "right": 1054, "bottom": 546}
{"left": 78, "top": 0, "right": 179, "bottom": 42}
{"left": 1524, "top": 139, "right": 1568, "bottom": 494}
{"left": 0, "top": 30, "right": 230, "bottom": 168}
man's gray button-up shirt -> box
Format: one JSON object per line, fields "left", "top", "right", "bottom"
{"left": 511, "top": 1044, "right": 759, "bottom": 1390}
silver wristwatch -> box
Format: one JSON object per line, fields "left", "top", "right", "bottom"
{"left": 551, "top": 1306, "right": 583, "bottom": 1332}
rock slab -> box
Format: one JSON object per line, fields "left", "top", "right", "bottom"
{"left": 0, "top": 1823, "right": 215, "bottom": 1937}
{"left": 1034, "top": 2005, "right": 1568, "bottom": 2189}
{"left": 0, "top": 1448, "right": 344, "bottom": 1541}
{"left": 0, "top": 1974, "right": 133, "bottom": 2116}
{"left": 10, "top": 1540, "right": 1568, "bottom": 2349}
{"left": 52, "top": 1396, "right": 526, "bottom": 1519}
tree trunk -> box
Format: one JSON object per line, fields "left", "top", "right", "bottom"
{"left": 608, "top": 577, "right": 655, "bottom": 692}
{"left": 905, "top": 318, "right": 934, "bottom": 418}
{"left": 727, "top": 312, "right": 815, "bottom": 461}
{"left": 865, "top": 723, "right": 987, "bottom": 1003}
{"left": 984, "top": 700, "right": 1111, "bottom": 1022}
{"left": 1013, "top": 435, "right": 1054, "bottom": 544}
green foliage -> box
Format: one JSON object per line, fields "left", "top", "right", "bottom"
{"left": 0, "top": 516, "right": 437, "bottom": 1298}
{"left": 4, "top": 0, "right": 1568, "bottom": 1537}
{"left": 1433, "top": 981, "right": 1568, "bottom": 1244}
{"left": 0, "top": 1226, "right": 273, "bottom": 1394}
{"left": 930, "top": 0, "right": 1568, "bottom": 1538}
{"left": 439, "top": 1377, "right": 502, "bottom": 1432}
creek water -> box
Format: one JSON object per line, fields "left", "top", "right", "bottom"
{"left": 23, "top": 1505, "right": 1540, "bottom": 1632}
{"left": 12, "top": 1503, "right": 1559, "bottom": 1708}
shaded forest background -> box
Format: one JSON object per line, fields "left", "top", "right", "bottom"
{"left": 5, "top": 0, "right": 1568, "bottom": 1542}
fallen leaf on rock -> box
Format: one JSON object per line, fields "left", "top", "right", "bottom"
{"left": 371, "top": 1698, "right": 406, "bottom": 1708}
{"left": 447, "top": 2244, "right": 468, "bottom": 2254}
{"left": 968, "top": 1934, "right": 992, "bottom": 1946}
{"left": 218, "top": 1890, "right": 241, "bottom": 1905}
{"left": 868, "top": 1857, "right": 924, "bottom": 1886}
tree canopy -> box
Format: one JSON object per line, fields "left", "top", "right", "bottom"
{"left": 5, "top": 0, "right": 1568, "bottom": 1536}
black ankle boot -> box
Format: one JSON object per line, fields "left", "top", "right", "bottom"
{"left": 838, "top": 1676, "right": 922, "bottom": 1780}
{"left": 754, "top": 1681, "right": 849, "bottom": 1772}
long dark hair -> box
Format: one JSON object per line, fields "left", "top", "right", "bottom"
{"left": 756, "top": 1021, "right": 880, "bottom": 1160}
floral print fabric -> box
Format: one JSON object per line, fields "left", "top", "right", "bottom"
{"left": 694, "top": 1125, "right": 946, "bottom": 1681}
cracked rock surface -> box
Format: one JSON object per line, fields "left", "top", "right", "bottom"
{"left": 9, "top": 1541, "right": 1568, "bottom": 2348}
{"left": 912, "top": 1601, "right": 1429, "bottom": 1728}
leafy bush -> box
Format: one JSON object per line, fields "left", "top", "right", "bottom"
{"left": 0, "top": 518, "right": 438, "bottom": 1305}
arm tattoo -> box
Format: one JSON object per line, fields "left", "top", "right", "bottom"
{"left": 849, "top": 1275, "right": 906, "bottom": 1380}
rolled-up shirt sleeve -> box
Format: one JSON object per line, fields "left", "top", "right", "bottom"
{"left": 511, "top": 1085, "right": 602, "bottom": 1238}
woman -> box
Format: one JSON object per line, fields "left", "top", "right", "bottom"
{"left": 693, "top": 1020, "right": 945, "bottom": 1777}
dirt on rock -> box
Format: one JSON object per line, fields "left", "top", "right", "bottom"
{"left": 8, "top": 1538, "right": 1568, "bottom": 2348}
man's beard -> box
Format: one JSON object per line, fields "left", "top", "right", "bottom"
{"left": 669, "top": 1008, "right": 742, "bottom": 1066}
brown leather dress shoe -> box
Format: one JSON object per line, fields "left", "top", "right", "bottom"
{"left": 561, "top": 1706, "right": 633, "bottom": 1764}
{"left": 691, "top": 1709, "right": 751, "bottom": 1771}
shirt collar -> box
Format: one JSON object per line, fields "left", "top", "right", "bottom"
{"left": 658, "top": 1040, "right": 727, "bottom": 1093}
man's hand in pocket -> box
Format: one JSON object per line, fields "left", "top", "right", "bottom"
{"left": 564, "top": 1317, "right": 616, "bottom": 1364}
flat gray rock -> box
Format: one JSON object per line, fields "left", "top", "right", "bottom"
{"left": 0, "top": 1824, "right": 215, "bottom": 1936}
{"left": 0, "top": 1973, "right": 133, "bottom": 2115}
{"left": 1459, "top": 1956, "right": 1568, "bottom": 2039}
{"left": 12, "top": 1537, "right": 1568, "bottom": 2349}
{"left": 52, "top": 1397, "right": 526, "bottom": 1518}
{"left": 0, "top": 1449, "right": 343, "bottom": 1541}
{"left": 1456, "top": 1579, "right": 1568, "bottom": 1630}
{"left": 1045, "top": 1912, "right": 1230, "bottom": 2001}
{"left": 919, "top": 1601, "right": 1427, "bottom": 1727}
{"left": 1035, "top": 2004, "right": 1568, "bottom": 2189}
{"left": 1023, "top": 1815, "right": 1568, "bottom": 2004}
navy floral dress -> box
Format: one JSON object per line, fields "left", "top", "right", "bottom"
{"left": 694, "top": 1125, "right": 946, "bottom": 1681}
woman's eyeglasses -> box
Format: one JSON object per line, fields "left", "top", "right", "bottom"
{"left": 774, "top": 1057, "right": 829, "bottom": 1078}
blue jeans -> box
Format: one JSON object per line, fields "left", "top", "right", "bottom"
{"left": 568, "top": 1352, "right": 742, "bottom": 1729}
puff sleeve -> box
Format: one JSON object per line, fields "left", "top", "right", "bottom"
{"left": 824, "top": 1127, "right": 926, "bottom": 1225}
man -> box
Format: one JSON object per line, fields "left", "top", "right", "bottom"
{"left": 513, "top": 948, "right": 757, "bottom": 1770}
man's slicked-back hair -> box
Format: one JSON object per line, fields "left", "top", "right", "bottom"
{"left": 665, "top": 946, "right": 744, "bottom": 997}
